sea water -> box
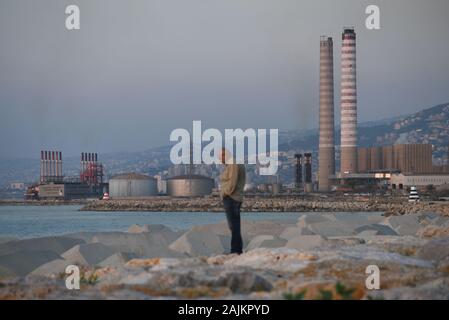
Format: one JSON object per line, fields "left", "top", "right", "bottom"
{"left": 0, "top": 205, "right": 383, "bottom": 239}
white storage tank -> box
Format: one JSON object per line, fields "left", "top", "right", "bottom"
{"left": 109, "top": 173, "right": 157, "bottom": 198}
{"left": 167, "top": 174, "right": 214, "bottom": 197}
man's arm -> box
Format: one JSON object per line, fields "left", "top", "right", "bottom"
{"left": 222, "top": 164, "right": 239, "bottom": 196}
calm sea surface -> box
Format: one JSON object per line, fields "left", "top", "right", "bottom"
{"left": 0, "top": 205, "right": 382, "bottom": 239}
{"left": 0, "top": 205, "right": 300, "bottom": 239}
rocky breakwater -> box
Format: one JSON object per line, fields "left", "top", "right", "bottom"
{"left": 80, "top": 196, "right": 449, "bottom": 216}
{"left": 1, "top": 211, "right": 449, "bottom": 299}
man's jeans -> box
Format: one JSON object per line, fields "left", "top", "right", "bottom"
{"left": 223, "top": 196, "right": 243, "bottom": 254}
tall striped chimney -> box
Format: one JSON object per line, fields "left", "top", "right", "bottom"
{"left": 318, "top": 36, "right": 335, "bottom": 191}
{"left": 340, "top": 27, "right": 358, "bottom": 174}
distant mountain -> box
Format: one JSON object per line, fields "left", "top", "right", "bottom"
{"left": 281, "top": 102, "right": 449, "bottom": 157}
{"left": 1, "top": 102, "right": 448, "bottom": 188}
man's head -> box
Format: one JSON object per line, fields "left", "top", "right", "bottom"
{"left": 219, "top": 148, "right": 232, "bottom": 164}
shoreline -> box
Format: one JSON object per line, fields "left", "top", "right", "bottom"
{"left": 0, "top": 199, "right": 89, "bottom": 206}
{"left": 79, "top": 196, "right": 449, "bottom": 216}
{"left": 2, "top": 196, "right": 448, "bottom": 217}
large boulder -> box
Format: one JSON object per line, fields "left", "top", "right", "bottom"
{"left": 30, "top": 258, "right": 69, "bottom": 276}
{"left": 355, "top": 224, "right": 398, "bottom": 236}
{"left": 0, "top": 236, "right": 85, "bottom": 256}
{"left": 279, "top": 227, "right": 315, "bottom": 240}
{"left": 285, "top": 235, "right": 325, "bottom": 250}
{"left": 296, "top": 214, "right": 336, "bottom": 229}
{"left": 416, "top": 225, "right": 449, "bottom": 239}
{"left": 91, "top": 231, "right": 183, "bottom": 258}
{"left": 98, "top": 252, "right": 137, "bottom": 267}
{"left": 169, "top": 227, "right": 229, "bottom": 256}
{"left": 127, "top": 224, "right": 182, "bottom": 235}
{"left": 306, "top": 221, "right": 355, "bottom": 237}
{"left": 246, "top": 235, "right": 286, "bottom": 250}
{"left": 0, "top": 237, "right": 17, "bottom": 244}
{"left": 417, "top": 238, "right": 449, "bottom": 261}
{"left": 0, "top": 250, "right": 62, "bottom": 277}
{"left": 61, "top": 243, "right": 116, "bottom": 266}
{"left": 380, "top": 216, "right": 421, "bottom": 236}
{"left": 215, "top": 270, "right": 273, "bottom": 294}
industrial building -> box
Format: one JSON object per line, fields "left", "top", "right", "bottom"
{"left": 390, "top": 173, "right": 449, "bottom": 190}
{"left": 358, "top": 144, "right": 433, "bottom": 174}
{"left": 33, "top": 151, "right": 106, "bottom": 200}
{"left": 166, "top": 174, "right": 214, "bottom": 197}
{"left": 109, "top": 173, "right": 157, "bottom": 198}
{"left": 340, "top": 27, "right": 358, "bottom": 174}
{"left": 331, "top": 172, "right": 391, "bottom": 191}
{"left": 38, "top": 183, "right": 93, "bottom": 200}
{"left": 318, "top": 36, "right": 335, "bottom": 191}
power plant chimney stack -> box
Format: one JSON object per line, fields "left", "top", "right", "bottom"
{"left": 40, "top": 151, "right": 44, "bottom": 183}
{"left": 318, "top": 36, "right": 335, "bottom": 191}
{"left": 48, "top": 151, "right": 51, "bottom": 180}
{"left": 340, "top": 27, "right": 358, "bottom": 174}
{"left": 304, "top": 153, "right": 313, "bottom": 193}
{"left": 52, "top": 151, "right": 55, "bottom": 177}
{"left": 45, "top": 151, "right": 49, "bottom": 183}
{"left": 294, "top": 154, "right": 302, "bottom": 190}
{"left": 55, "top": 151, "right": 59, "bottom": 179}
{"left": 59, "top": 151, "right": 63, "bottom": 177}
{"left": 81, "top": 152, "right": 85, "bottom": 176}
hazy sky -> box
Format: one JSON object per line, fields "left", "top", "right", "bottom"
{"left": 1, "top": 0, "right": 448, "bottom": 158}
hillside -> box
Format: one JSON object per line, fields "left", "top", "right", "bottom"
{"left": 1, "top": 102, "right": 448, "bottom": 190}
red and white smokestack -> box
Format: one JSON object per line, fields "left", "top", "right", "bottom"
{"left": 48, "top": 151, "right": 51, "bottom": 178}
{"left": 340, "top": 27, "right": 358, "bottom": 174}
{"left": 55, "top": 151, "right": 58, "bottom": 179}
{"left": 52, "top": 151, "right": 56, "bottom": 177}
{"left": 81, "top": 152, "right": 84, "bottom": 177}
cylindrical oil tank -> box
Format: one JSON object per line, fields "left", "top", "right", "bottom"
{"left": 109, "top": 173, "right": 157, "bottom": 198}
{"left": 272, "top": 183, "right": 282, "bottom": 195}
{"left": 167, "top": 175, "right": 214, "bottom": 197}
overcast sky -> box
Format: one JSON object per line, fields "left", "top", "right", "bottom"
{"left": 1, "top": 0, "right": 448, "bottom": 158}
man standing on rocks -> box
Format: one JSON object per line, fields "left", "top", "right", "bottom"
{"left": 220, "top": 148, "right": 246, "bottom": 255}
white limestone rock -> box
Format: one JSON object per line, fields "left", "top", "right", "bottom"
{"left": 285, "top": 235, "right": 325, "bottom": 250}
{"left": 355, "top": 224, "right": 398, "bottom": 236}
{"left": 380, "top": 215, "right": 421, "bottom": 236}
{"left": 0, "top": 250, "right": 62, "bottom": 276}
{"left": 61, "top": 243, "right": 116, "bottom": 266}
{"left": 246, "top": 235, "right": 286, "bottom": 250}
{"left": 279, "top": 227, "right": 315, "bottom": 240}
{"left": 169, "top": 227, "right": 228, "bottom": 256}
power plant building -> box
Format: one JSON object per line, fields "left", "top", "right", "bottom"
{"left": 340, "top": 27, "right": 358, "bottom": 174}
{"left": 36, "top": 150, "right": 106, "bottom": 200}
{"left": 109, "top": 173, "right": 157, "bottom": 198}
{"left": 390, "top": 173, "right": 449, "bottom": 190}
{"left": 357, "top": 144, "right": 433, "bottom": 174}
{"left": 318, "top": 36, "right": 335, "bottom": 191}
